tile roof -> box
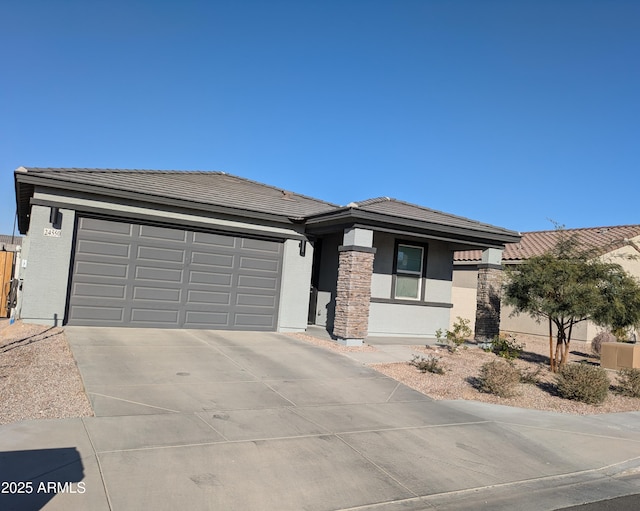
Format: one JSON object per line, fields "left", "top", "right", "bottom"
{"left": 455, "top": 225, "right": 640, "bottom": 262}
{"left": 16, "top": 167, "right": 339, "bottom": 220}
{"left": 350, "top": 197, "right": 519, "bottom": 238}
{"left": 14, "top": 168, "right": 520, "bottom": 245}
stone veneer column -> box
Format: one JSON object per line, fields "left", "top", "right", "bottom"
{"left": 333, "top": 247, "right": 376, "bottom": 345}
{"left": 474, "top": 248, "right": 504, "bottom": 342}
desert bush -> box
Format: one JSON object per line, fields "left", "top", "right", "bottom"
{"left": 519, "top": 365, "right": 543, "bottom": 384}
{"left": 478, "top": 360, "right": 520, "bottom": 398}
{"left": 556, "top": 363, "right": 610, "bottom": 404}
{"left": 410, "top": 355, "right": 445, "bottom": 375}
{"left": 491, "top": 333, "right": 524, "bottom": 360}
{"left": 617, "top": 368, "right": 640, "bottom": 398}
{"left": 591, "top": 331, "right": 616, "bottom": 357}
{"left": 435, "top": 317, "right": 472, "bottom": 353}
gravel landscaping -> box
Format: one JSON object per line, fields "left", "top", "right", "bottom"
{"left": 293, "top": 331, "right": 640, "bottom": 415}
{"left": 0, "top": 320, "right": 92, "bottom": 425}
{"left": 2, "top": 320, "right": 639, "bottom": 425}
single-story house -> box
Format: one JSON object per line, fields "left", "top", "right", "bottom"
{"left": 452, "top": 225, "right": 640, "bottom": 342}
{"left": 14, "top": 167, "right": 520, "bottom": 344}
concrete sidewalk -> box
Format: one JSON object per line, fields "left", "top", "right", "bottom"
{"left": 1, "top": 327, "right": 640, "bottom": 511}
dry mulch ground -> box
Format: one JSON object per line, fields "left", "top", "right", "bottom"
{"left": 0, "top": 320, "right": 93, "bottom": 425}
{"left": 294, "top": 331, "right": 640, "bottom": 415}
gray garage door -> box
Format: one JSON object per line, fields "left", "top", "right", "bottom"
{"left": 67, "top": 217, "right": 283, "bottom": 329}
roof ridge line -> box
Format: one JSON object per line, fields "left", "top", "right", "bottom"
{"left": 522, "top": 224, "right": 640, "bottom": 235}
{"left": 23, "top": 167, "right": 224, "bottom": 174}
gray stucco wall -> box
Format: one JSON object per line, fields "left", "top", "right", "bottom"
{"left": 21, "top": 189, "right": 312, "bottom": 331}
{"left": 368, "top": 232, "right": 453, "bottom": 337}
{"left": 424, "top": 240, "right": 454, "bottom": 303}
{"left": 19, "top": 205, "right": 75, "bottom": 326}
{"left": 370, "top": 232, "right": 453, "bottom": 303}
{"left": 370, "top": 232, "right": 393, "bottom": 299}
{"left": 277, "top": 239, "right": 314, "bottom": 332}
{"left": 313, "top": 230, "right": 456, "bottom": 337}
{"left": 368, "top": 302, "right": 450, "bottom": 338}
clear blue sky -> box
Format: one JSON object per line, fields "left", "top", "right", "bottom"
{"left": 1, "top": 0, "right": 638, "bottom": 236}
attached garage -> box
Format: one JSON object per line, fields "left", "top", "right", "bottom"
{"left": 67, "top": 217, "right": 283, "bottom": 330}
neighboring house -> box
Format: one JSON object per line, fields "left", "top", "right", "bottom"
{"left": 0, "top": 234, "right": 22, "bottom": 252}
{"left": 452, "top": 225, "right": 640, "bottom": 342}
{"left": 14, "top": 167, "right": 520, "bottom": 344}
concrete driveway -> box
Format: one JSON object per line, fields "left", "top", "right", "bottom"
{"left": 2, "top": 328, "right": 640, "bottom": 511}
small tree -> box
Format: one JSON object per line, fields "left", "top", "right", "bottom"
{"left": 503, "top": 229, "right": 640, "bottom": 372}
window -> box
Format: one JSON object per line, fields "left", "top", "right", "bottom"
{"left": 394, "top": 244, "right": 424, "bottom": 300}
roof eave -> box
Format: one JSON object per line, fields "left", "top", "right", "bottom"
{"left": 14, "top": 171, "right": 306, "bottom": 231}
{"left": 14, "top": 171, "right": 34, "bottom": 234}
{"left": 305, "top": 208, "right": 521, "bottom": 245}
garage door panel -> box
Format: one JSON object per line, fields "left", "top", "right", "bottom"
{"left": 139, "top": 225, "right": 187, "bottom": 242}
{"left": 77, "top": 239, "right": 131, "bottom": 258}
{"left": 239, "top": 256, "right": 279, "bottom": 272}
{"left": 76, "top": 261, "right": 129, "bottom": 278}
{"left": 133, "top": 286, "right": 182, "bottom": 302}
{"left": 68, "top": 217, "right": 282, "bottom": 330}
{"left": 79, "top": 217, "right": 133, "bottom": 236}
{"left": 135, "top": 266, "right": 183, "bottom": 283}
{"left": 137, "top": 245, "right": 186, "bottom": 263}
{"left": 236, "top": 293, "right": 277, "bottom": 307}
{"left": 234, "top": 313, "right": 275, "bottom": 328}
{"left": 241, "top": 238, "right": 280, "bottom": 253}
{"left": 130, "top": 308, "right": 180, "bottom": 324}
{"left": 192, "top": 232, "right": 236, "bottom": 248}
{"left": 184, "top": 311, "right": 230, "bottom": 327}
{"left": 189, "top": 271, "right": 233, "bottom": 286}
{"left": 187, "top": 290, "right": 231, "bottom": 305}
{"left": 237, "top": 275, "right": 278, "bottom": 290}
{"left": 73, "top": 282, "right": 126, "bottom": 299}
{"left": 191, "top": 252, "right": 234, "bottom": 267}
{"left": 71, "top": 305, "right": 125, "bottom": 322}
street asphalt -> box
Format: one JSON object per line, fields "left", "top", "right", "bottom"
{"left": 1, "top": 327, "right": 640, "bottom": 511}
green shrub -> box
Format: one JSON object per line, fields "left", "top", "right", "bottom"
{"left": 410, "top": 355, "right": 445, "bottom": 375}
{"left": 617, "top": 368, "right": 640, "bottom": 398}
{"left": 612, "top": 327, "right": 633, "bottom": 342}
{"left": 491, "top": 333, "right": 524, "bottom": 360}
{"left": 478, "top": 360, "right": 520, "bottom": 398}
{"left": 556, "top": 363, "right": 610, "bottom": 404}
{"left": 435, "top": 317, "right": 472, "bottom": 352}
{"left": 591, "top": 331, "right": 616, "bottom": 358}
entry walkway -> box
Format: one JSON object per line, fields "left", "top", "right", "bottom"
{"left": 1, "top": 327, "right": 640, "bottom": 510}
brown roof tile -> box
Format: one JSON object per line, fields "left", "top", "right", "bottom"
{"left": 455, "top": 225, "right": 640, "bottom": 262}
{"left": 16, "top": 168, "right": 339, "bottom": 219}
{"left": 351, "top": 197, "right": 519, "bottom": 238}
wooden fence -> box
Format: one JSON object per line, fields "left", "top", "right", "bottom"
{"left": 1, "top": 251, "right": 15, "bottom": 318}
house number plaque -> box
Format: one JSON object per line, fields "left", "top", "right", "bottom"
{"left": 43, "top": 228, "right": 62, "bottom": 238}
